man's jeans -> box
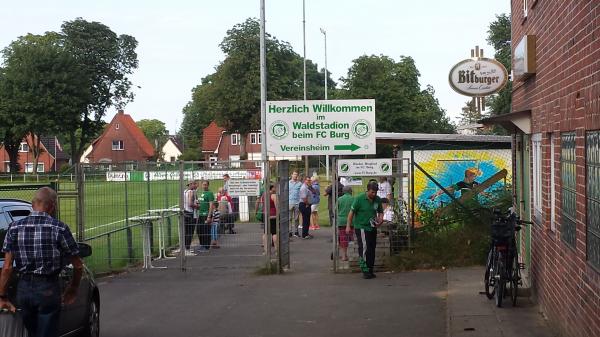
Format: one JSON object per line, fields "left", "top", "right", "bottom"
{"left": 17, "top": 278, "right": 62, "bottom": 337}
{"left": 289, "top": 203, "right": 300, "bottom": 234}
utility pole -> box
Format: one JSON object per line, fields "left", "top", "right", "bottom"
{"left": 320, "top": 27, "right": 329, "bottom": 181}
{"left": 302, "top": 0, "right": 309, "bottom": 176}
{"left": 260, "top": 0, "right": 271, "bottom": 266}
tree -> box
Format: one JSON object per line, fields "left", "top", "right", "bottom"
{"left": 179, "top": 74, "right": 217, "bottom": 159}
{"left": 137, "top": 119, "right": 168, "bottom": 160}
{"left": 340, "top": 55, "right": 454, "bottom": 134}
{"left": 459, "top": 100, "right": 479, "bottom": 125}
{"left": 0, "top": 33, "right": 89, "bottom": 172}
{"left": 60, "top": 18, "right": 139, "bottom": 163}
{"left": 180, "top": 18, "right": 335, "bottom": 159}
{"left": 486, "top": 14, "right": 512, "bottom": 116}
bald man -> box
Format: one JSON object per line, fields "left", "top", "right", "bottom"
{"left": 0, "top": 187, "right": 83, "bottom": 337}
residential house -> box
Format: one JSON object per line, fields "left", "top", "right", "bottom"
{"left": 482, "top": 1, "right": 599, "bottom": 336}
{"left": 201, "top": 121, "right": 300, "bottom": 168}
{"left": 80, "top": 110, "right": 154, "bottom": 167}
{"left": 0, "top": 134, "right": 68, "bottom": 173}
{"left": 161, "top": 135, "right": 183, "bottom": 162}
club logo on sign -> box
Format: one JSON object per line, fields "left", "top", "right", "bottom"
{"left": 352, "top": 119, "right": 372, "bottom": 139}
{"left": 340, "top": 163, "right": 349, "bottom": 173}
{"left": 380, "top": 163, "right": 390, "bottom": 173}
{"left": 270, "top": 121, "right": 289, "bottom": 140}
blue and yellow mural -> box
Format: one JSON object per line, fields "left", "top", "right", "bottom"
{"left": 414, "top": 149, "right": 512, "bottom": 208}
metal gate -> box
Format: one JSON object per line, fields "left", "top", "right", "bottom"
{"left": 331, "top": 158, "right": 411, "bottom": 273}
{"left": 75, "top": 160, "right": 271, "bottom": 272}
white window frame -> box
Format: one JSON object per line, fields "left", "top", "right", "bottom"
{"left": 115, "top": 123, "right": 120, "bottom": 130}
{"left": 112, "top": 140, "right": 124, "bottom": 151}
{"left": 523, "top": 0, "right": 528, "bottom": 18}
{"left": 3, "top": 161, "right": 10, "bottom": 173}
{"left": 532, "top": 133, "right": 542, "bottom": 222}
{"left": 209, "top": 155, "right": 218, "bottom": 167}
{"left": 231, "top": 133, "right": 239, "bottom": 146}
{"left": 18, "top": 142, "right": 29, "bottom": 153}
{"left": 25, "top": 162, "right": 44, "bottom": 173}
{"left": 258, "top": 133, "right": 262, "bottom": 144}
{"left": 250, "top": 133, "right": 257, "bottom": 144}
{"left": 550, "top": 133, "right": 556, "bottom": 231}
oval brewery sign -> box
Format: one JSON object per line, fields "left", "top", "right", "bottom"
{"left": 448, "top": 58, "right": 508, "bottom": 97}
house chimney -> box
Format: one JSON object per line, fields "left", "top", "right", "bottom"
{"left": 118, "top": 109, "right": 124, "bottom": 114}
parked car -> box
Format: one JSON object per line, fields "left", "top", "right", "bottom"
{"left": 0, "top": 199, "right": 100, "bottom": 337}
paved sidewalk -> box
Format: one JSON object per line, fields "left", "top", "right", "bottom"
{"left": 446, "top": 267, "right": 557, "bottom": 337}
{"left": 99, "top": 228, "right": 447, "bottom": 337}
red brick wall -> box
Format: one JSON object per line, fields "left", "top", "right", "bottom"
{"left": 512, "top": 1, "right": 600, "bottom": 336}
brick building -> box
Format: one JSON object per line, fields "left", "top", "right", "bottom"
{"left": 81, "top": 110, "right": 154, "bottom": 166}
{"left": 483, "top": 1, "right": 599, "bottom": 336}
{"left": 0, "top": 135, "right": 69, "bottom": 173}
{"left": 201, "top": 121, "right": 300, "bottom": 168}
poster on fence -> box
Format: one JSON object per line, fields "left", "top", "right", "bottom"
{"left": 227, "top": 180, "right": 261, "bottom": 196}
{"left": 412, "top": 149, "right": 512, "bottom": 208}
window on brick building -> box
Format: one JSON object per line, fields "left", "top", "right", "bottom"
{"left": 112, "top": 140, "right": 124, "bottom": 151}
{"left": 532, "top": 133, "right": 542, "bottom": 222}
{"left": 585, "top": 131, "right": 600, "bottom": 269}
{"left": 18, "top": 142, "right": 29, "bottom": 153}
{"left": 560, "top": 132, "right": 577, "bottom": 248}
{"left": 231, "top": 133, "right": 239, "bottom": 146}
{"left": 250, "top": 133, "right": 258, "bottom": 144}
{"left": 523, "top": 0, "right": 528, "bottom": 18}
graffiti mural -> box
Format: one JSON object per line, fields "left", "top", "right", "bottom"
{"left": 413, "top": 149, "right": 512, "bottom": 208}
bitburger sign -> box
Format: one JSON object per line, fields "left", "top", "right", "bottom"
{"left": 448, "top": 58, "right": 508, "bottom": 97}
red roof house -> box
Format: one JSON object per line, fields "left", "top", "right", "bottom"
{"left": 83, "top": 110, "right": 154, "bottom": 164}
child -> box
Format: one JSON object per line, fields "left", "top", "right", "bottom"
{"left": 382, "top": 198, "right": 394, "bottom": 222}
{"left": 210, "top": 201, "right": 221, "bottom": 249}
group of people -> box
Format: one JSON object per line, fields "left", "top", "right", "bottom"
{"left": 288, "top": 171, "right": 324, "bottom": 240}
{"left": 181, "top": 174, "right": 237, "bottom": 256}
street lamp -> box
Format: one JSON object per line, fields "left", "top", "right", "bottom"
{"left": 320, "top": 28, "right": 328, "bottom": 99}
{"left": 320, "top": 27, "right": 329, "bottom": 180}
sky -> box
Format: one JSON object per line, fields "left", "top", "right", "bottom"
{"left": 0, "top": 0, "right": 510, "bottom": 134}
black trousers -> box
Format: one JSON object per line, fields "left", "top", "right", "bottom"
{"left": 184, "top": 212, "right": 196, "bottom": 250}
{"left": 355, "top": 228, "right": 377, "bottom": 273}
{"left": 299, "top": 202, "right": 311, "bottom": 237}
{"left": 197, "top": 215, "right": 211, "bottom": 249}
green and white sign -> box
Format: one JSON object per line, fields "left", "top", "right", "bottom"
{"left": 337, "top": 159, "right": 393, "bottom": 176}
{"left": 266, "top": 99, "right": 376, "bottom": 155}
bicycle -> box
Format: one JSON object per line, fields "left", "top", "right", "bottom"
{"left": 484, "top": 209, "right": 532, "bottom": 307}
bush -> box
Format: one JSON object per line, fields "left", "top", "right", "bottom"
{"left": 388, "top": 189, "right": 512, "bottom": 271}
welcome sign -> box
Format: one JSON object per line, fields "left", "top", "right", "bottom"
{"left": 266, "top": 99, "right": 376, "bottom": 156}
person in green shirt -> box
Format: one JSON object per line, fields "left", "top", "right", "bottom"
{"left": 337, "top": 185, "right": 354, "bottom": 261}
{"left": 346, "top": 181, "right": 383, "bottom": 279}
{"left": 197, "top": 180, "right": 215, "bottom": 251}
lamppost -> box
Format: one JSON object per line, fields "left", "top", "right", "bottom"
{"left": 320, "top": 27, "right": 330, "bottom": 180}
{"left": 320, "top": 28, "right": 328, "bottom": 100}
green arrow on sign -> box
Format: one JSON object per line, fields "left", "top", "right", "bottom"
{"left": 334, "top": 143, "right": 361, "bottom": 152}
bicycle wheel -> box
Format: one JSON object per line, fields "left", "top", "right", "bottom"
{"left": 510, "top": 255, "right": 519, "bottom": 306}
{"left": 484, "top": 248, "right": 495, "bottom": 299}
{"left": 495, "top": 255, "right": 505, "bottom": 308}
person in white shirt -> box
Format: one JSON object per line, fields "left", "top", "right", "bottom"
{"left": 382, "top": 198, "right": 394, "bottom": 222}
{"left": 377, "top": 177, "right": 392, "bottom": 200}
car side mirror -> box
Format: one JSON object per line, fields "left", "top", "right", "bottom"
{"left": 78, "top": 243, "right": 92, "bottom": 258}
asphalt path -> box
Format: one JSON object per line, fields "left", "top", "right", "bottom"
{"left": 98, "top": 227, "right": 447, "bottom": 337}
